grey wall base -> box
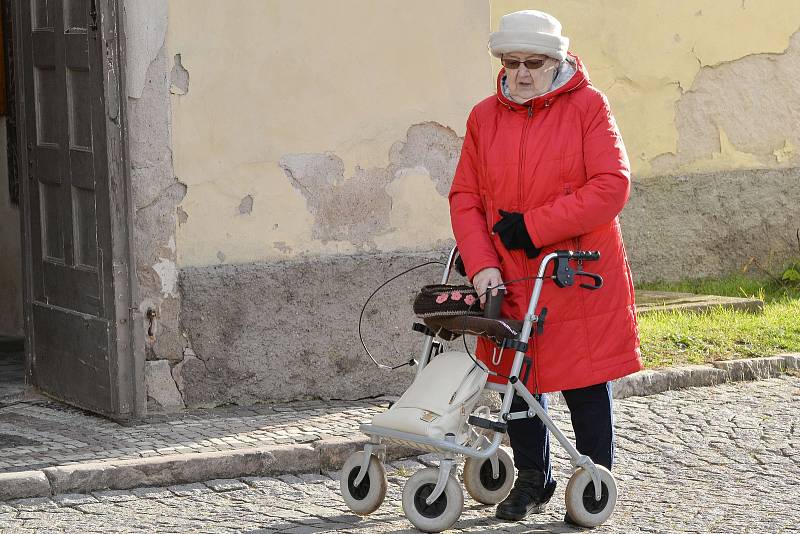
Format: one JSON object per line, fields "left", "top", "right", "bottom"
{"left": 622, "top": 167, "right": 800, "bottom": 282}
{"left": 179, "top": 167, "right": 800, "bottom": 407}
{"left": 179, "top": 252, "right": 451, "bottom": 407}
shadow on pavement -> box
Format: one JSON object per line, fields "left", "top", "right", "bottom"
{"left": 0, "top": 337, "right": 25, "bottom": 403}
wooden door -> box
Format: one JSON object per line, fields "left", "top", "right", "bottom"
{"left": 15, "top": 0, "right": 139, "bottom": 417}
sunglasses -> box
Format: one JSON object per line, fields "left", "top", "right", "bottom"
{"left": 501, "top": 57, "right": 547, "bottom": 70}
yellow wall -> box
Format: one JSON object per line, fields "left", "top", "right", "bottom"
{"left": 169, "top": 0, "right": 800, "bottom": 268}
{"left": 492, "top": 1, "right": 800, "bottom": 176}
{"left": 168, "top": 0, "right": 490, "bottom": 267}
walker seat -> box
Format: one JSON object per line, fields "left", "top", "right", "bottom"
{"left": 370, "top": 350, "right": 488, "bottom": 446}
{"left": 423, "top": 315, "right": 524, "bottom": 343}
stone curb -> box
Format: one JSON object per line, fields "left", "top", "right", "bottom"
{"left": 0, "top": 471, "right": 50, "bottom": 501}
{"left": 612, "top": 353, "right": 799, "bottom": 399}
{"left": 0, "top": 440, "right": 416, "bottom": 501}
{"left": 1, "top": 352, "right": 798, "bottom": 501}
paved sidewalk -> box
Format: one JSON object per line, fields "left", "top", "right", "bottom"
{"left": 0, "top": 396, "right": 388, "bottom": 473}
{"left": 1, "top": 376, "right": 798, "bottom": 533}
{"left": 1, "top": 354, "right": 798, "bottom": 501}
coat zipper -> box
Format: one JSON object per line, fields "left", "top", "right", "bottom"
{"left": 518, "top": 106, "right": 539, "bottom": 395}
{"left": 517, "top": 106, "right": 533, "bottom": 210}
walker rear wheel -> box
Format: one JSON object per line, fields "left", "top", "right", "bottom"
{"left": 340, "top": 451, "right": 387, "bottom": 515}
{"left": 462, "top": 448, "right": 514, "bottom": 504}
{"left": 402, "top": 467, "right": 464, "bottom": 533}
{"left": 564, "top": 465, "right": 617, "bottom": 527}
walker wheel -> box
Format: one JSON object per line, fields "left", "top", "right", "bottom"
{"left": 462, "top": 448, "right": 514, "bottom": 504}
{"left": 564, "top": 465, "right": 617, "bottom": 527}
{"left": 339, "top": 451, "right": 387, "bottom": 515}
{"left": 401, "top": 467, "right": 464, "bottom": 533}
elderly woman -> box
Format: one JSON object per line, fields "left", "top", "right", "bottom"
{"left": 449, "top": 10, "right": 642, "bottom": 523}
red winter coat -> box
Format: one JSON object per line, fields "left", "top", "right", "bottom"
{"left": 449, "top": 53, "right": 642, "bottom": 394}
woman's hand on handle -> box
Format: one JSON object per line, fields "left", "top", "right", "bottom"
{"left": 472, "top": 267, "right": 504, "bottom": 308}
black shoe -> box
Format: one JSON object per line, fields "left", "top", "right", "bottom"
{"left": 495, "top": 469, "right": 557, "bottom": 521}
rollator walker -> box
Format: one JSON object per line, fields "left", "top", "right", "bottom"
{"left": 339, "top": 247, "right": 617, "bottom": 532}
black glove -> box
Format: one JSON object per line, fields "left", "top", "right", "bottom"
{"left": 492, "top": 210, "right": 541, "bottom": 258}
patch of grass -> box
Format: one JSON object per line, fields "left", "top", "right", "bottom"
{"left": 636, "top": 276, "right": 800, "bottom": 368}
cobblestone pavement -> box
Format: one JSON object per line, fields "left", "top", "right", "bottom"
{"left": 1, "top": 376, "right": 797, "bottom": 533}
{"left": 0, "top": 391, "right": 387, "bottom": 473}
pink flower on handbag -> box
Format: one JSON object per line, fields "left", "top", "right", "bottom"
{"left": 464, "top": 295, "right": 476, "bottom": 306}
{"left": 436, "top": 294, "right": 449, "bottom": 304}
{"left": 451, "top": 291, "right": 463, "bottom": 301}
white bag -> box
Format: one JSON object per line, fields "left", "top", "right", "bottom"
{"left": 371, "top": 351, "right": 488, "bottom": 444}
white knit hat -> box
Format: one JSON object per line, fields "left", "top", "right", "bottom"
{"left": 489, "top": 10, "right": 569, "bottom": 61}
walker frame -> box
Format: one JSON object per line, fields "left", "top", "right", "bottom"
{"left": 342, "top": 246, "right": 616, "bottom": 531}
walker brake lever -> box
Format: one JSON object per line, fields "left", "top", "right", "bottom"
{"left": 552, "top": 257, "right": 574, "bottom": 288}
{"left": 575, "top": 271, "right": 603, "bottom": 290}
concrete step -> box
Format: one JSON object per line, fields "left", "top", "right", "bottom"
{"left": 636, "top": 290, "right": 763, "bottom": 315}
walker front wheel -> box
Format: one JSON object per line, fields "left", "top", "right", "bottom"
{"left": 339, "top": 451, "right": 387, "bottom": 515}
{"left": 564, "top": 465, "right": 617, "bottom": 527}
{"left": 402, "top": 467, "right": 464, "bottom": 533}
{"left": 462, "top": 448, "right": 514, "bottom": 504}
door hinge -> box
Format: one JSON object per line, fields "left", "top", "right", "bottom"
{"left": 89, "top": 0, "right": 98, "bottom": 31}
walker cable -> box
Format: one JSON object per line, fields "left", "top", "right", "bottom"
{"left": 358, "top": 261, "right": 446, "bottom": 370}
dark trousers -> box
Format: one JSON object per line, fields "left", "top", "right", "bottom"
{"left": 506, "top": 382, "right": 614, "bottom": 484}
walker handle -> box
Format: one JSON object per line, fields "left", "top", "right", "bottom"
{"left": 556, "top": 250, "right": 601, "bottom": 261}
{"left": 551, "top": 251, "right": 602, "bottom": 288}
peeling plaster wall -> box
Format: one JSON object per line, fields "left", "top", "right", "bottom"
{"left": 124, "top": 0, "right": 168, "bottom": 99}
{"left": 0, "top": 118, "right": 23, "bottom": 337}
{"left": 492, "top": 0, "right": 800, "bottom": 176}
{"left": 651, "top": 31, "right": 800, "bottom": 174}
{"left": 158, "top": 1, "right": 800, "bottom": 407}
{"left": 161, "top": 0, "right": 490, "bottom": 407}
{"left": 123, "top": 0, "right": 184, "bottom": 411}
{"left": 168, "top": 0, "right": 800, "bottom": 269}
{"left": 277, "top": 123, "right": 462, "bottom": 251}
{"left": 167, "top": 0, "right": 490, "bottom": 267}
